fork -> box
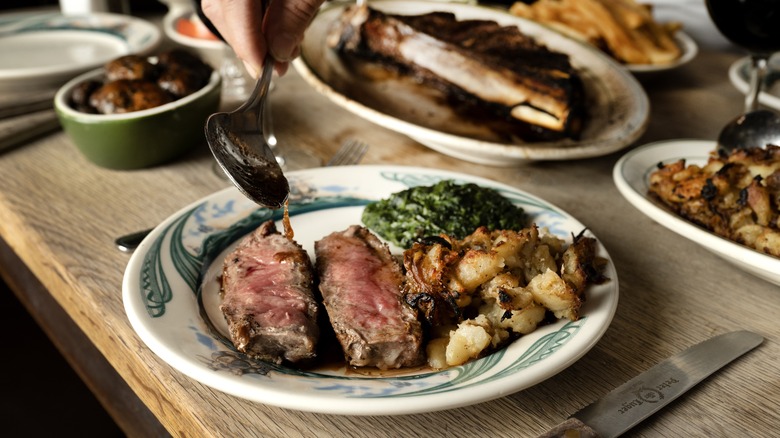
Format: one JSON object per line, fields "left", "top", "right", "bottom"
{"left": 114, "top": 139, "right": 369, "bottom": 252}
{"left": 326, "top": 138, "right": 369, "bottom": 166}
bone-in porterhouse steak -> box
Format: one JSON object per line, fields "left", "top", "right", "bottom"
{"left": 220, "top": 220, "right": 319, "bottom": 364}
{"left": 327, "top": 4, "right": 585, "bottom": 142}
{"left": 315, "top": 225, "right": 424, "bottom": 369}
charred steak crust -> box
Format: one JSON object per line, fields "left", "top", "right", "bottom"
{"left": 220, "top": 220, "right": 320, "bottom": 364}
{"left": 328, "top": 5, "right": 585, "bottom": 142}
{"left": 315, "top": 225, "right": 424, "bottom": 369}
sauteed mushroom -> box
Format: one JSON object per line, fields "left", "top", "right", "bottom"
{"left": 68, "top": 49, "right": 213, "bottom": 115}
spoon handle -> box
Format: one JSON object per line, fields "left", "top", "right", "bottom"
{"left": 115, "top": 228, "right": 153, "bottom": 253}
{"left": 745, "top": 55, "right": 769, "bottom": 112}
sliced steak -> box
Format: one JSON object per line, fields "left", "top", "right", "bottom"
{"left": 315, "top": 225, "right": 424, "bottom": 369}
{"left": 327, "top": 5, "right": 584, "bottom": 142}
{"left": 220, "top": 220, "right": 319, "bottom": 364}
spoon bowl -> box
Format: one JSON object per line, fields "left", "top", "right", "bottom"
{"left": 205, "top": 53, "right": 289, "bottom": 209}
{"left": 717, "top": 109, "right": 780, "bottom": 153}
{"left": 206, "top": 105, "right": 288, "bottom": 208}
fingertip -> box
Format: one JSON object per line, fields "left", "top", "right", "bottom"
{"left": 242, "top": 57, "right": 288, "bottom": 78}
{"left": 269, "top": 33, "right": 301, "bottom": 62}
{"left": 274, "top": 62, "right": 290, "bottom": 77}
{"left": 242, "top": 60, "right": 260, "bottom": 79}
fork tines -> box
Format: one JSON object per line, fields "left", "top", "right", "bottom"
{"left": 326, "top": 139, "right": 369, "bottom": 167}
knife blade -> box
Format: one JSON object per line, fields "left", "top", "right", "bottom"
{"left": 539, "top": 330, "right": 763, "bottom": 438}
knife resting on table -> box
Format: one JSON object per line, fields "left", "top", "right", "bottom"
{"left": 539, "top": 330, "right": 763, "bottom": 438}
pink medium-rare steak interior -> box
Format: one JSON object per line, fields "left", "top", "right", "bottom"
{"left": 221, "top": 220, "right": 320, "bottom": 364}
{"left": 315, "top": 225, "right": 424, "bottom": 369}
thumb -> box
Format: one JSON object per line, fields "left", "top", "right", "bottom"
{"left": 265, "top": 0, "right": 325, "bottom": 62}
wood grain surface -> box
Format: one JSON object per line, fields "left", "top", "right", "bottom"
{"left": 0, "top": 13, "right": 778, "bottom": 438}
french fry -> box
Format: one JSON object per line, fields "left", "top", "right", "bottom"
{"left": 602, "top": 0, "right": 648, "bottom": 30}
{"left": 576, "top": 0, "right": 650, "bottom": 64}
{"left": 509, "top": 0, "right": 682, "bottom": 65}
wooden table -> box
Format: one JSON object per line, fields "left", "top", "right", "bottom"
{"left": 2, "top": 12, "right": 779, "bottom": 437}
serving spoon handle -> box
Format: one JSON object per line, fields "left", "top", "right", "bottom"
{"left": 114, "top": 228, "right": 153, "bottom": 253}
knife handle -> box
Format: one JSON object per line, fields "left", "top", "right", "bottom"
{"left": 538, "top": 418, "right": 600, "bottom": 438}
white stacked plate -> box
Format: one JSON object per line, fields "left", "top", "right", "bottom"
{"left": 0, "top": 11, "right": 161, "bottom": 92}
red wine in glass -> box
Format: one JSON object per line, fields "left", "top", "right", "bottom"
{"left": 705, "top": 0, "right": 780, "bottom": 111}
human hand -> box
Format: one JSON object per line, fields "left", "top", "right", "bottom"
{"left": 200, "top": 0, "right": 326, "bottom": 76}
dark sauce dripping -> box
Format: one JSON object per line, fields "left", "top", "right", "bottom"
{"left": 282, "top": 200, "right": 293, "bottom": 240}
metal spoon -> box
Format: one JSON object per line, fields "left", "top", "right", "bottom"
{"left": 115, "top": 227, "right": 153, "bottom": 253}
{"left": 717, "top": 53, "right": 780, "bottom": 153}
{"left": 717, "top": 109, "right": 780, "bottom": 153}
{"left": 114, "top": 139, "right": 370, "bottom": 253}
{"left": 204, "top": 1, "right": 288, "bottom": 209}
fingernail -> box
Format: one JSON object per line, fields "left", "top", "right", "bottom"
{"left": 270, "top": 33, "right": 300, "bottom": 62}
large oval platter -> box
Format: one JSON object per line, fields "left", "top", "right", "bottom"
{"left": 293, "top": 0, "right": 648, "bottom": 165}
{"left": 123, "top": 165, "right": 619, "bottom": 415}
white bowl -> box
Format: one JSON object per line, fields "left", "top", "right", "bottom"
{"left": 162, "top": 6, "right": 226, "bottom": 69}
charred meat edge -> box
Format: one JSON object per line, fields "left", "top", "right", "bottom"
{"left": 220, "top": 220, "right": 319, "bottom": 364}
{"left": 327, "top": 4, "right": 584, "bottom": 137}
{"left": 315, "top": 225, "right": 424, "bottom": 369}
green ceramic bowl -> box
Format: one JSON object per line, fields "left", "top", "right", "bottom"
{"left": 54, "top": 67, "right": 221, "bottom": 170}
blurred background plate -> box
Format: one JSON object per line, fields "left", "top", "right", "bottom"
{"left": 729, "top": 54, "right": 780, "bottom": 111}
{"left": 159, "top": 0, "right": 225, "bottom": 68}
{"left": 625, "top": 30, "right": 698, "bottom": 74}
{"left": 0, "top": 11, "right": 160, "bottom": 92}
{"left": 295, "top": 0, "right": 649, "bottom": 166}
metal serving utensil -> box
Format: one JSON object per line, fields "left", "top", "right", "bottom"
{"left": 717, "top": 55, "right": 780, "bottom": 152}
{"left": 717, "top": 109, "right": 780, "bottom": 153}
{"left": 204, "top": 0, "right": 288, "bottom": 209}
{"left": 114, "top": 139, "right": 370, "bottom": 253}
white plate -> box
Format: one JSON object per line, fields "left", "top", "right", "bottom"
{"left": 729, "top": 54, "right": 780, "bottom": 111}
{"left": 624, "top": 30, "right": 698, "bottom": 74}
{"left": 123, "top": 165, "right": 619, "bottom": 415}
{"left": 293, "top": 1, "right": 649, "bottom": 166}
{"left": 613, "top": 139, "right": 780, "bottom": 286}
{"left": 0, "top": 11, "right": 161, "bottom": 91}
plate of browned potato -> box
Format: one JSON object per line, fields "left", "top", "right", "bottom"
{"left": 124, "top": 165, "right": 619, "bottom": 415}
{"left": 509, "top": 0, "right": 698, "bottom": 73}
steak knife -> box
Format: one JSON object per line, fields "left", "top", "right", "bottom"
{"left": 539, "top": 330, "right": 763, "bottom": 438}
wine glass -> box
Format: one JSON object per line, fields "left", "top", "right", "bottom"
{"left": 705, "top": 0, "right": 780, "bottom": 113}
{"left": 258, "top": 87, "right": 323, "bottom": 171}
{"left": 212, "top": 71, "right": 322, "bottom": 178}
